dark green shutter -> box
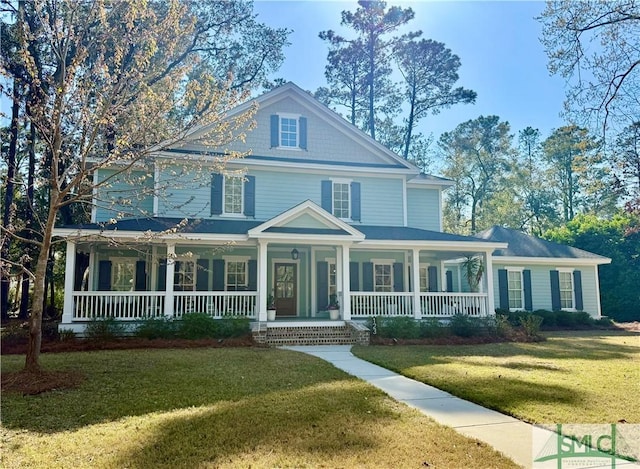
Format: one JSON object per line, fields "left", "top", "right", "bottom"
{"left": 428, "top": 266, "right": 438, "bottom": 292}
{"left": 498, "top": 269, "right": 509, "bottom": 309}
{"left": 446, "top": 270, "right": 453, "bottom": 292}
{"left": 157, "top": 259, "right": 166, "bottom": 291}
{"left": 393, "top": 263, "right": 404, "bottom": 292}
{"left": 523, "top": 269, "right": 533, "bottom": 311}
{"left": 248, "top": 260, "right": 257, "bottom": 291}
{"left": 211, "top": 173, "right": 223, "bottom": 215}
{"left": 196, "top": 259, "right": 209, "bottom": 291}
{"left": 98, "top": 260, "right": 112, "bottom": 291}
{"left": 317, "top": 261, "right": 328, "bottom": 310}
{"left": 362, "top": 262, "right": 374, "bottom": 292}
{"left": 270, "top": 114, "right": 279, "bottom": 147}
{"left": 573, "top": 271, "right": 583, "bottom": 310}
{"left": 299, "top": 117, "right": 307, "bottom": 150}
{"left": 135, "top": 260, "right": 147, "bottom": 291}
{"left": 351, "top": 181, "right": 361, "bottom": 221}
{"left": 212, "top": 259, "right": 225, "bottom": 291}
{"left": 550, "top": 270, "right": 561, "bottom": 311}
{"left": 349, "top": 261, "right": 359, "bottom": 291}
{"left": 321, "top": 180, "right": 332, "bottom": 212}
{"left": 244, "top": 175, "right": 256, "bottom": 217}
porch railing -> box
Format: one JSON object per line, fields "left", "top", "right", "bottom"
{"left": 350, "top": 292, "right": 489, "bottom": 318}
{"left": 72, "top": 291, "right": 257, "bottom": 320}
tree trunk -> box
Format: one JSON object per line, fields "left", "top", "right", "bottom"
{"left": 403, "top": 89, "right": 417, "bottom": 160}
{"left": 19, "top": 120, "right": 37, "bottom": 320}
{"left": 368, "top": 33, "right": 375, "bottom": 140}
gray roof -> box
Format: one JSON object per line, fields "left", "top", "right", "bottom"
{"left": 474, "top": 226, "right": 608, "bottom": 260}
{"left": 357, "top": 225, "right": 494, "bottom": 242}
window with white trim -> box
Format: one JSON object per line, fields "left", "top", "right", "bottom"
{"left": 280, "top": 117, "right": 298, "bottom": 147}
{"left": 419, "top": 264, "right": 429, "bottom": 292}
{"left": 559, "top": 271, "right": 574, "bottom": 309}
{"left": 111, "top": 259, "right": 136, "bottom": 291}
{"left": 174, "top": 260, "right": 196, "bottom": 291}
{"left": 223, "top": 176, "right": 243, "bottom": 215}
{"left": 333, "top": 182, "right": 350, "bottom": 219}
{"left": 226, "top": 260, "right": 248, "bottom": 290}
{"left": 374, "top": 262, "right": 393, "bottom": 292}
{"left": 507, "top": 269, "right": 524, "bottom": 310}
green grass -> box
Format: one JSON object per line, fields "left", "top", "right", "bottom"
{"left": 353, "top": 330, "right": 640, "bottom": 424}
{"left": 1, "top": 348, "right": 517, "bottom": 468}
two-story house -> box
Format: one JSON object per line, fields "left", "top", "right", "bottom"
{"left": 54, "top": 83, "right": 610, "bottom": 341}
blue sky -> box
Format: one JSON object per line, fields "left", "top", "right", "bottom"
{"left": 253, "top": 0, "right": 567, "bottom": 143}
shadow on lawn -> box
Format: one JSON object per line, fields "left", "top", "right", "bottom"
{"left": 113, "top": 381, "right": 394, "bottom": 468}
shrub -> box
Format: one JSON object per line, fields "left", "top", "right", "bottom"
{"left": 85, "top": 317, "right": 127, "bottom": 340}
{"left": 449, "top": 313, "right": 477, "bottom": 337}
{"left": 176, "top": 313, "right": 218, "bottom": 339}
{"left": 419, "top": 318, "right": 450, "bottom": 338}
{"left": 59, "top": 328, "right": 77, "bottom": 341}
{"left": 519, "top": 314, "right": 543, "bottom": 340}
{"left": 215, "top": 317, "right": 251, "bottom": 338}
{"left": 135, "top": 317, "right": 176, "bottom": 339}
{"left": 495, "top": 314, "right": 514, "bottom": 338}
{"left": 594, "top": 316, "right": 613, "bottom": 328}
{"left": 555, "top": 310, "right": 577, "bottom": 327}
{"left": 574, "top": 311, "right": 594, "bottom": 326}
{"left": 369, "top": 316, "right": 420, "bottom": 339}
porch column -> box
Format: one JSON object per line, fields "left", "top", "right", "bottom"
{"left": 412, "top": 248, "right": 421, "bottom": 319}
{"left": 484, "top": 250, "right": 495, "bottom": 316}
{"left": 340, "top": 244, "right": 351, "bottom": 320}
{"left": 257, "top": 240, "right": 268, "bottom": 321}
{"left": 61, "top": 240, "right": 76, "bottom": 324}
{"left": 164, "top": 243, "right": 175, "bottom": 318}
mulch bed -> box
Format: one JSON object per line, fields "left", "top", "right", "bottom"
{"left": 2, "top": 369, "right": 86, "bottom": 395}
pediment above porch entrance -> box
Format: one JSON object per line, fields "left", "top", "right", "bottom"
{"left": 247, "top": 200, "right": 364, "bottom": 242}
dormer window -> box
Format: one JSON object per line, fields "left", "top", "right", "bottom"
{"left": 270, "top": 114, "right": 307, "bottom": 150}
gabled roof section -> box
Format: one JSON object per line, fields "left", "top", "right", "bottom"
{"left": 475, "top": 226, "right": 611, "bottom": 263}
{"left": 248, "top": 200, "right": 365, "bottom": 240}
{"left": 407, "top": 173, "right": 455, "bottom": 188}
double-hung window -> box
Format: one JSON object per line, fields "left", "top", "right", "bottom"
{"left": 507, "top": 269, "right": 524, "bottom": 310}
{"left": 332, "top": 181, "right": 350, "bottom": 219}
{"left": 111, "top": 259, "right": 136, "bottom": 291}
{"left": 224, "top": 176, "right": 243, "bottom": 215}
{"left": 419, "top": 264, "right": 429, "bottom": 292}
{"left": 226, "top": 260, "right": 248, "bottom": 291}
{"left": 280, "top": 117, "right": 298, "bottom": 147}
{"left": 374, "top": 263, "right": 393, "bottom": 292}
{"left": 558, "top": 270, "right": 574, "bottom": 309}
{"left": 174, "top": 260, "right": 196, "bottom": 291}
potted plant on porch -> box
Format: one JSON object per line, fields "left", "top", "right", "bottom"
{"left": 328, "top": 294, "right": 340, "bottom": 320}
{"left": 267, "top": 292, "right": 277, "bottom": 321}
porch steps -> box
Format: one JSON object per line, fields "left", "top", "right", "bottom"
{"left": 253, "top": 321, "right": 370, "bottom": 346}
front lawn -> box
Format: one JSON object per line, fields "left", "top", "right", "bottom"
{"left": 353, "top": 330, "right": 640, "bottom": 424}
{"left": 1, "top": 348, "right": 517, "bottom": 468}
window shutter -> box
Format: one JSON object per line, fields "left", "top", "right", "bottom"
{"left": 317, "top": 261, "right": 328, "bottom": 310}
{"left": 351, "top": 182, "right": 361, "bottom": 221}
{"left": 244, "top": 175, "right": 256, "bottom": 217}
{"left": 270, "top": 114, "right": 279, "bottom": 147}
{"left": 523, "top": 269, "right": 533, "bottom": 311}
{"left": 98, "top": 260, "right": 112, "bottom": 291}
{"left": 248, "top": 260, "right": 257, "bottom": 291}
{"left": 393, "top": 263, "right": 404, "bottom": 292}
{"left": 212, "top": 259, "right": 225, "bottom": 291}
{"left": 211, "top": 173, "right": 223, "bottom": 215}
{"left": 157, "top": 259, "right": 166, "bottom": 291}
{"left": 362, "top": 262, "right": 374, "bottom": 292}
{"left": 349, "top": 261, "right": 359, "bottom": 291}
{"left": 299, "top": 117, "right": 307, "bottom": 150}
{"left": 428, "top": 266, "right": 438, "bottom": 292}
{"left": 321, "top": 180, "right": 332, "bottom": 212}
{"left": 550, "top": 270, "right": 561, "bottom": 311}
{"left": 446, "top": 270, "right": 453, "bottom": 292}
{"left": 135, "top": 260, "right": 147, "bottom": 291}
{"left": 573, "top": 270, "right": 583, "bottom": 310}
{"left": 498, "top": 269, "right": 509, "bottom": 309}
{"left": 196, "top": 259, "right": 209, "bottom": 291}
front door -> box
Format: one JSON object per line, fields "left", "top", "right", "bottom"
{"left": 275, "top": 263, "right": 297, "bottom": 316}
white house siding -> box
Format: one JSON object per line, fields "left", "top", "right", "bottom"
{"left": 94, "top": 169, "right": 154, "bottom": 223}
{"left": 492, "top": 263, "right": 601, "bottom": 317}
{"left": 407, "top": 188, "right": 440, "bottom": 231}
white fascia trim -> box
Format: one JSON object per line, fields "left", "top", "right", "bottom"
{"left": 357, "top": 240, "right": 508, "bottom": 251}
{"left": 52, "top": 228, "right": 250, "bottom": 243}
{"left": 406, "top": 180, "right": 456, "bottom": 188}
{"left": 250, "top": 233, "right": 362, "bottom": 244}
{"left": 494, "top": 256, "right": 612, "bottom": 266}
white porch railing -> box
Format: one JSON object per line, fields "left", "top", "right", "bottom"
{"left": 72, "top": 291, "right": 257, "bottom": 320}
{"left": 350, "top": 292, "right": 489, "bottom": 318}
{"left": 351, "top": 293, "right": 414, "bottom": 317}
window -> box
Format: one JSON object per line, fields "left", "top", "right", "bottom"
{"left": 507, "top": 270, "right": 524, "bottom": 310}
{"left": 374, "top": 263, "right": 393, "bottom": 292}
{"left": 333, "top": 182, "right": 350, "bottom": 219}
{"left": 174, "top": 260, "right": 196, "bottom": 291}
{"left": 419, "top": 265, "right": 429, "bottom": 292}
{"left": 224, "top": 176, "right": 243, "bottom": 215}
{"left": 559, "top": 271, "right": 574, "bottom": 309}
{"left": 280, "top": 117, "right": 298, "bottom": 147}
{"left": 111, "top": 260, "right": 135, "bottom": 291}
{"left": 328, "top": 261, "right": 337, "bottom": 301}
{"left": 226, "top": 260, "right": 247, "bottom": 290}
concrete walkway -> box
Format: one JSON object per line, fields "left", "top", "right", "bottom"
{"left": 284, "top": 345, "right": 639, "bottom": 469}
